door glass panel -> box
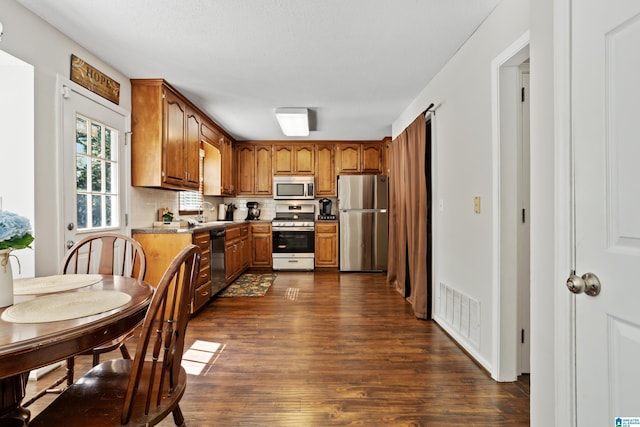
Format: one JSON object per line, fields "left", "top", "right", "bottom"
{"left": 77, "top": 194, "right": 87, "bottom": 228}
{"left": 76, "top": 157, "right": 87, "bottom": 190}
{"left": 76, "top": 117, "right": 87, "bottom": 154}
{"left": 75, "top": 114, "right": 119, "bottom": 230}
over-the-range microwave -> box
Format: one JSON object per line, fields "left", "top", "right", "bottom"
{"left": 273, "top": 176, "right": 315, "bottom": 200}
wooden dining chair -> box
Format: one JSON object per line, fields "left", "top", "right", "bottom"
{"left": 29, "top": 244, "right": 201, "bottom": 427}
{"left": 63, "top": 232, "right": 147, "bottom": 365}
{"left": 23, "top": 233, "right": 147, "bottom": 407}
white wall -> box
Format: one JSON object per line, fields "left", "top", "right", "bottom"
{"left": 392, "top": 0, "right": 530, "bottom": 372}
{"left": 0, "top": 0, "right": 131, "bottom": 274}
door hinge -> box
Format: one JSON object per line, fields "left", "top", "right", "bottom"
{"left": 125, "top": 213, "right": 129, "bottom": 226}
{"left": 521, "top": 328, "right": 525, "bottom": 343}
{"left": 521, "top": 87, "right": 525, "bottom": 102}
{"left": 522, "top": 208, "right": 526, "bottom": 223}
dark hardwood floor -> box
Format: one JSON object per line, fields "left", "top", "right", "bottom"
{"left": 25, "top": 271, "right": 530, "bottom": 426}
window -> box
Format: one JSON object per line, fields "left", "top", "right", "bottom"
{"left": 75, "top": 114, "right": 119, "bottom": 230}
{"left": 179, "top": 189, "right": 203, "bottom": 212}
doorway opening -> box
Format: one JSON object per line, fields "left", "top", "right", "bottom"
{"left": 492, "top": 34, "right": 530, "bottom": 381}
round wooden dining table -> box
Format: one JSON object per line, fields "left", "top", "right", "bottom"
{"left": 0, "top": 275, "right": 154, "bottom": 425}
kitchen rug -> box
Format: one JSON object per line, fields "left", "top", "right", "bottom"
{"left": 217, "top": 273, "right": 277, "bottom": 297}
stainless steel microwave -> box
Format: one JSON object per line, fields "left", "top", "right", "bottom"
{"left": 273, "top": 176, "right": 315, "bottom": 200}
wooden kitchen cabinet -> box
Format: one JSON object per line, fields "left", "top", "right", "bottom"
{"left": 224, "top": 224, "right": 250, "bottom": 283}
{"left": 236, "top": 144, "right": 254, "bottom": 194}
{"left": 273, "top": 144, "right": 314, "bottom": 175}
{"left": 251, "top": 223, "right": 272, "bottom": 268}
{"left": 382, "top": 136, "right": 391, "bottom": 176}
{"left": 201, "top": 119, "right": 220, "bottom": 148}
{"left": 184, "top": 106, "right": 201, "bottom": 187}
{"left": 315, "top": 143, "right": 337, "bottom": 196}
{"left": 131, "top": 79, "right": 200, "bottom": 190}
{"left": 132, "top": 230, "right": 212, "bottom": 314}
{"left": 235, "top": 143, "right": 272, "bottom": 196}
{"left": 315, "top": 222, "right": 339, "bottom": 268}
{"left": 361, "top": 142, "right": 384, "bottom": 174}
{"left": 191, "top": 232, "right": 212, "bottom": 313}
{"left": 336, "top": 142, "right": 384, "bottom": 175}
{"left": 220, "top": 135, "right": 235, "bottom": 196}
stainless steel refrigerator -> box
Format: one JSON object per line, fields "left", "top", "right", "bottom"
{"left": 338, "top": 175, "right": 389, "bottom": 271}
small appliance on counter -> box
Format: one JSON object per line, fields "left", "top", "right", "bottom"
{"left": 317, "top": 198, "right": 336, "bottom": 220}
{"left": 217, "top": 204, "right": 227, "bottom": 220}
{"left": 225, "top": 203, "right": 236, "bottom": 221}
{"left": 245, "top": 202, "right": 261, "bottom": 220}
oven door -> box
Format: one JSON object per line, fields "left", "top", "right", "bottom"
{"left": 272, "top": 227, "right": 315, "bottom": 254}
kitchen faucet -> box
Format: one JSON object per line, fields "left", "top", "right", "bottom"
{"left": 198, "top": 201, "right": 214, "bottom": 223}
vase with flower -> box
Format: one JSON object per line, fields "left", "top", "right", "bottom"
{"left": 0, "top": 210, "right": 35, "bottom": 307}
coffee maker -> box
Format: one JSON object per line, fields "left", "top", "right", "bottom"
{"left": 245, "top": 202, "right": 261, "bottom": 220}
{"left": 318, "top": 198, "right": 335, "bottom": 220}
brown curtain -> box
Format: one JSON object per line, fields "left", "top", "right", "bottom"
{"left": 387, "top": 114, "right": 428, "bottom": 319}
{"left": 387, "top": 131, "right": 407, "bottom": 296}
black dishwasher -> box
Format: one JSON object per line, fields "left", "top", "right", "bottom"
{"left": 210, "top": 228, "right": 226, "bottom": 296}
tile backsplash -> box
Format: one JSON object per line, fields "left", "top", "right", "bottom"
{"left": 130, "top": 187, "right": 180, "bottom": 228}
{"left": 130, "top": 188, "right": 333, "bottom": 227}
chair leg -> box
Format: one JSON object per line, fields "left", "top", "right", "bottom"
{"left": 22, "top": 374, "right": 66, "bottom": 408}
{"left": 92, "top": 352, "right": 100, "bottom": 367}
{"left": 120, "top": 343, "right": 131, "bottom": 359}
{"left": 65, "top": 357, "right": 74, "bottom": 386}
{"left": 23, "top": 358, "right": 72, "bottom": 407}
{"left": 171, "top": 404, "right": 185, "bottom": 426}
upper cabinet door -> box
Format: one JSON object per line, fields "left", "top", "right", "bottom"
{"left": 315, "top": 143, "right": 336, "bottom": 196}
{"left": 273, "top": 145, "right": 294, "bottom": 174}
{"left": 254, "top": 145, "right": 273, "bottom": 194}
{"left": 184, "top": 107, "right": 201, "bottom": 188}
{"left": 293, "top": 145, "right": 314, "bottom": 174}
{"left": 162, "top": 89, "right": 187, "bottom": 186}
{"left": 336, "top": 144, "right": 360, "bottom": 173}
{"left": 360, "top": 143, "right": 383, "bottom": 174}
{"left": 235, "top": 144, "right": 255, "bottom": 195}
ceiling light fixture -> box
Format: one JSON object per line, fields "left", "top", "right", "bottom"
{"left": 275, "top": 108, "right": 309, "bottom": 137}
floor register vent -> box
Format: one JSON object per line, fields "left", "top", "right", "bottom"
{"left": 438, "top": 282, "right": 480, "bottom": 348}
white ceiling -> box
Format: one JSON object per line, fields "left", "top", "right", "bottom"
{"left": 17, "top": 0, "right": 500, "bottom": 141}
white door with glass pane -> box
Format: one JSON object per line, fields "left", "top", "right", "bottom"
{"left": 62, "top": 84, "right": 128, "bottom": 252}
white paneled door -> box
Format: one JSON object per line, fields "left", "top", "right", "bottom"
{"left": 62, "top": 84, "right": 128, "bottom": 252}
{"left": 572, "top": 1, "right": 640, "bottom": 424}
